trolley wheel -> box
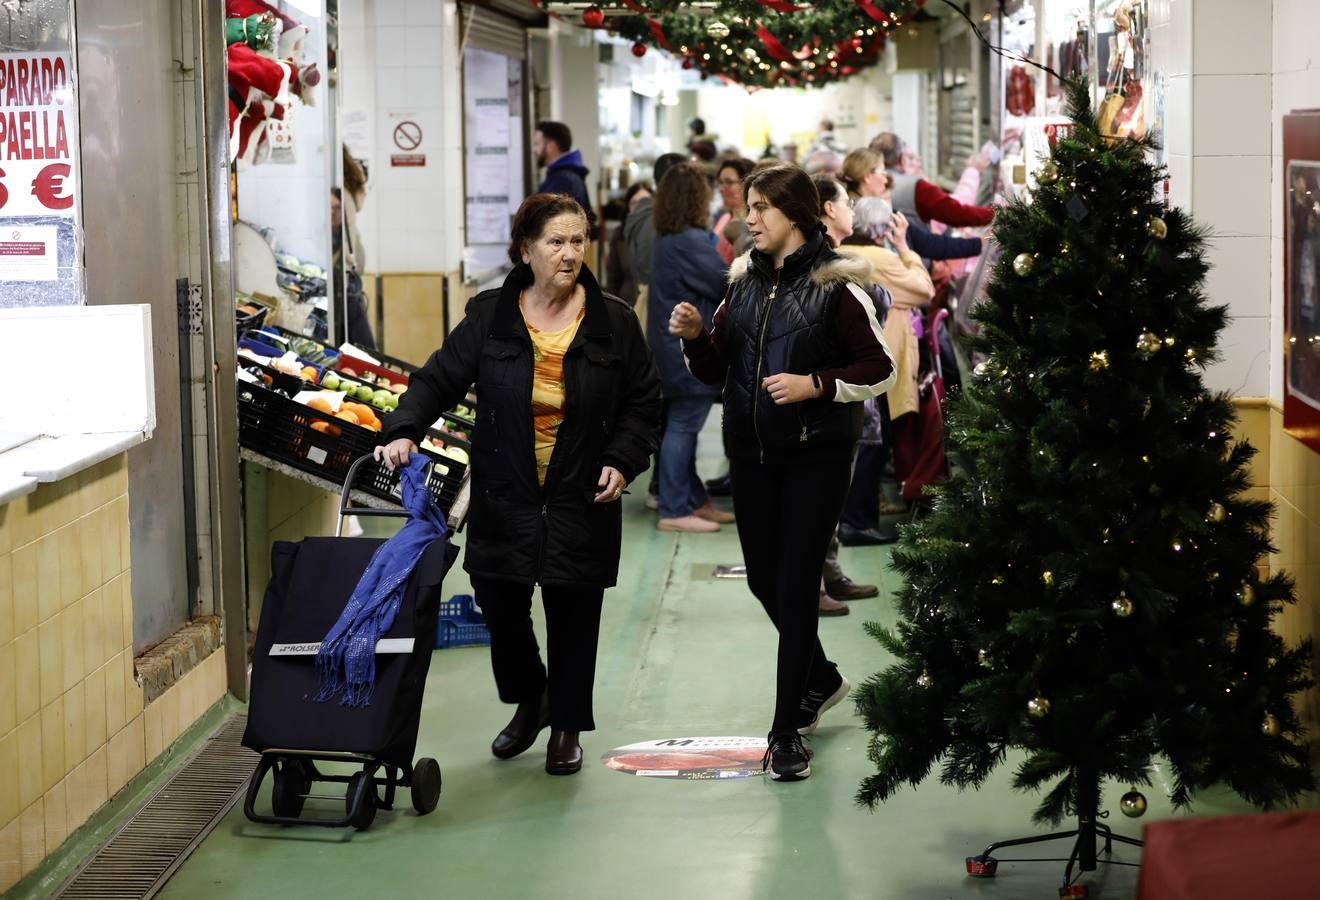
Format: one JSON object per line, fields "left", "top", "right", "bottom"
{"left": 272, "top": 757, "right": 311, "bottom": 818}
{"left": 345, "top": 771, "right": 377, "bottom": 831}
{"left": 410, "top": 758, "right": 442, "bottom": 814}
{"left": 965, "top": 856, "right": 998, "bottom": 878}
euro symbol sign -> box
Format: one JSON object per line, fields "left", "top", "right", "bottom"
{"left": 32, "top": 163, "right": 74, "bottom": 211}
{"left": 0, "top": 167, "right": 7, "bottom": 209}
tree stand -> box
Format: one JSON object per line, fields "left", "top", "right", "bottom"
{"left": 963, "top": 772, "right": 1143, "bottom": 898}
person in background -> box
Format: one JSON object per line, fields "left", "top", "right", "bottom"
{"left": 605, "top": 182, "right": 651, "bottom": 309}
{"left": 623, "top": 152, "right": 687, "bottom": 293}
{"left": 376, "top": 193, "right": 660, "bottom": 776}
{"left": 688, "top": 117, "right": 719, "bottom": 164}
{"left": 713, "top": 157, "right": 755, "bottom": 265}
{"left": 840, "top": 147, "right": 890, "bottom": 201}
{"left": 803, "top": 149, "right": 844, "bottom": 177}
{"left": 671, "top": 164, "right": 896, "bottom": 781}
{"left": 868, "top": 131, "right": 993, "bottom": 229}
{"left": 808, "top": 117, "right": 846, "bottom": 157}
{"left": 648, "top": 162, "right": 734, "bottom": 533}
{"left": 535, "top": 121, "right": 595, "bottom": 223}
{"left": 331, "top": 185, "right": 375, "bottom": 350}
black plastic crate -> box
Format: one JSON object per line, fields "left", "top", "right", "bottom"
{"left": 237, "top": 382, "right": 376, "bottom": 483}
{"left": 355, "top": 445, "right": 466, "bottom": 515}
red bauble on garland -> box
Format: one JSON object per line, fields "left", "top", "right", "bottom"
{"left": 631, "top": 41, "right": 647, "bottom": 57}
{"left": 582, "top": 6, "right": 605, "bottom": 28}
{"left": 682, "top": 56, "right": 695, "bottom": 69}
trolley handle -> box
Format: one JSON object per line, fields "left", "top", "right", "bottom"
{"left": 336, "top": 453, "right": 434, "bottom": 536}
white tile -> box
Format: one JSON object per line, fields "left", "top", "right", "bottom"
{"left": 376, "top": 228, "right": 410, "bottom": 273}
{"left": 374, "top": 0, "right": 410, "bottom": 26}
{"left": 1168, "top": 153, "right": 1193, "bottom": 212}
{"left": 1271, "top": 152, "right": 1284, "bottom": 245}
{"left": 338, "top": 2, "right": 365, "bottom": 28}
{"left": 1164, "top": 75, "right": 1191, "bottom": 157}
{"left": 405, "top": 27, "right": 445, "bottom": 67}
{"left": 1272, "top": 0, "right": 1320, "bottom": 75}
{"left": 404, "top": 69, "right": 445, "bottom": 110}
{"left": 1204, "top": 315, "right": 1271, "bottom": 397}
{"left": 1271, "top": 235, "right": 1286, "bottom": 405}
{"left": 1193, "top": 75, "right": 1271, "bottom": 157}
{"left": 1191, "top": 155, "right": 1272, "bottom": 237}
{"left": 1193, "top": 0, "right": 1271, "bottom": 75}
{"left": 406, "top": 230, "right": 446, "bottom": 272}
{"left": 1167, "top": 0, "right": 1193, "bottom": 77}
{"left": 1204, "top": 236, "right": 1272, "bottom": 319}
{"left": 375, "top": 26, "right": 409, "bottom": 67}
{"left": 1273, "top": 70, "right": 1320, "bottom": 130}
{"left": 407, "top": 0, "right": 444, "bottom": 26}
{"left": 375, "top": 68, "right": 410, "bottom": 109}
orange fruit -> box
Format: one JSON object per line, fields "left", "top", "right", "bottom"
{"left": 343, "top": 402, "right": 378, "bottom": 427}
{"left": 301, "top": 366, "right": 318, "bottom": 382}
{"left": 311, "top": 421, "right": 341, "bottom": 437}
{"left": 335, "top": 410, "right": 360, "bottom": 425}
{"left": 306, "top": 396, "right": 333, "bottom": 414}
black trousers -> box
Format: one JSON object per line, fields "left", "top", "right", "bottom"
{"left": 840, "top": 443, "right": 883, "bottom": 532}
{"left": 730, "top": 455, "right": 851, "bottom": 734}
{"left": 470, "top": 577, "right": 605, "bottom": 732}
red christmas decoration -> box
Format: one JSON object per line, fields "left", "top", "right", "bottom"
{"left": 582, "top": 6, "right": 605, "bottom": 27}
{"left": 682, "top": 56, "right": 695, "bottom": 69}
{"left": 631, "top": 41, "right": 647, "bottom": 57}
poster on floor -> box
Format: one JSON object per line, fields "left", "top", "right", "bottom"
{"left": 602, "top": 737, "right": 769, "bottom": 780}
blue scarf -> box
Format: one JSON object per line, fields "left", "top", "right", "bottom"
{"left": 316, "top": 456, "right": 448, "bottom": 707}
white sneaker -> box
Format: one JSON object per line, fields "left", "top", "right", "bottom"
{"left": 657, "top": 515, "right": 720, "bottom": 533}
{"left": 645, "top": 494, "right": 659, "bottom": 511}
{"left": 797, "top": 675, "right": 850, "bottom": 735}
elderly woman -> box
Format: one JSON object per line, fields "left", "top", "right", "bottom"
{"left": 376, "top": 193, "right": 661, "bottom": 775}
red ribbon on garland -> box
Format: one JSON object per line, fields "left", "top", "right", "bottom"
{"left": 622, "top": 0, "right": 654, "bottom": 13}
{"left": 647, "top": 16, "right": 671, "bottom": 50}
{"left": 855, "top": 0, "right": 896, "bottom": 23}
{"left": 754, "top": 0, "right": 815, "bottom": 12}
{"left": 755, "top": 24, "right": 794, "bottom": 62}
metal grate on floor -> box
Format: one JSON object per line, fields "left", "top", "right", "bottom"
{"left": 53, "top": 715, "right": 257, "bottom": 900}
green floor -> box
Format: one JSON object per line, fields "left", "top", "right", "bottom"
{"left": 161, "top": 435, "right": 1262, "bottom": 900}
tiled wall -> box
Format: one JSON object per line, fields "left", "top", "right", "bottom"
{"left": 0, "top": 458, "right": 228, "bottom": 892}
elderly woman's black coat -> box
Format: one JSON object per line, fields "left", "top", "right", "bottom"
{"left": 383, "top": 264, "right": 661, "bottom": 589}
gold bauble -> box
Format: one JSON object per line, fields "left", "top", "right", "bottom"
{"left": 1119, "top": 790, "right": 1148, "bottom": 818}
{"left": 977, "top": 649, "right": 992, "bottom": 669}
{"left": 1089, "top": 350, "right": 1110, "bottom": 371}
{"left": 1112, "top": 592, "right": 1135, "bottom": 618}
{"left": 916, "top": 670, "right": 933, "bottom": 688}
{"left": 1238, "top": 583, "right": 1256, "bottom": 607}
{"left": 706, "top": 20, "right": 730, "bottom": 38}
{"left": 974, "top": 361, "right": 989, "bottom": 377}
{"left": 1027, "top": 696, "right": 1051, "bottom": 719}
{"left": 1208, "top": 502, "right": 1227, "bottom": 523}
{"left": 1041, "top": 570, "right": 1055, "bottom": 587}
{"left": 1262, "top": 713, "right": 1281, "bottom": 737}
{"left": 1137, "top": 331, "right": 1162, "bottom": 356}
{"left": 1013, "top": 253, "right": 1035, "bottom": 276}
{"left": 991, "top": 574, "right": 1005, "bottom": 585}
{"left": 1037, "top": 160, "right": 1060, "bottom": 185}
{"left": 1146, "top": 216, "right": 1169, "bottom": 240}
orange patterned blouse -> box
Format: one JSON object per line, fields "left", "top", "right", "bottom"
{"left": 523, "top": 303, "right": 585, "bottom": 484}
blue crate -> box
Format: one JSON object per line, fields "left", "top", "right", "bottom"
{"left": 435, "top": 594, "right": 491, "bottom": 649}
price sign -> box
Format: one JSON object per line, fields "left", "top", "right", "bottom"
{"left": 0, "top": 53, "right": 79, "bottom": 217}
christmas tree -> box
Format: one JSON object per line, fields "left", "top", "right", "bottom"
{"left": 855, "top": 84, "right": 1315, "bottom": 837}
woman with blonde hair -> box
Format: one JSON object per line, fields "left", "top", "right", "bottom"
{"left": 839, "top": 147, "right": 890, "bottom": 200}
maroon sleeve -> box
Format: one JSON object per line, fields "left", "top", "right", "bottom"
{"left": 681, "top": 300, "right": 730, "bottom": 385}
{"left": 814, "top": 286, "right": 895, "bottom": 402}
{"left": 915, "top": 178, "right": 994, "bottom": 228}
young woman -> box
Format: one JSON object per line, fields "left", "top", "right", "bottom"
{"left": 669, "top": 165, "right": 896, "bottom": 781}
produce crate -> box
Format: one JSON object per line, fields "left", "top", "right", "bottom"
{"left": 355, "top": 437, "right": 467, "bottom": 514}
{"left": 435, "top": 595, "right": 490, "bottom": 649}
{"left": 237, "top": 382, "right": 376, "bottom": 483}
{"left": 235, "top": 297, "right": 270, "bottom": 331}
{"left": 338, "top": 353, "right": 412, "bottom": 387}
{"left": 249, "top": 325, "right": 341, "bottom": 367}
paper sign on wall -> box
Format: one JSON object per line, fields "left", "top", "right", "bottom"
{"left": 0, "top": 225, "right": 57, "bottom": 281}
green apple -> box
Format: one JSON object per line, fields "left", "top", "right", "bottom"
{"left": 372, "top": 389, "right": 393, "bottom": 407}
{"left": 321, "top": 372, "right": 341, "bottom": 391}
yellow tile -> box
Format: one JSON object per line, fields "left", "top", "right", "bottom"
{"left": 36, "top": 616, "right": 62, "bottom": 708}
{"left": 0, "top": 729, "right": 17, "bottom": 825}
{"left": 75, "top": 515, "right": 101, "bottom": 598}
{"left": 117, "top": 498, "right": 130, "bottom": 574}
{"left": 105, "top": 654, "right": 126, "bottom": 737}
{"left": 159, "top": 679, "right": 181, "bottom": 747}
{"left": 99, "top": 581, "right": 121, "bottom": 668}
{"left": 0, "top": 640, "right": 14, "bottom": 737}
{"left": 63, "top": 760, "right": 88, "bottom": 835}
{"left": 39, "top": 697, "right": 64, "bottom": 793}
{"left": 120, "top": 574, "right": 133, "bottom": 652}
{"left": 16, "top": 714, "right": 41, "bottom": 809}
{"left": 0, "top": 553, "right": 12, "bottom": 646}
{"left": 84, "top": 745, "right": 107, "bottom": 817}
{"left": 35, "top": 533, "right": 60, "bottom": 624}
{"left": 82, "top": 665, "right": 106, "bottom": 758}
{"left": 42, "top": 779, "right": 66, "bottom": 858}
{"left": 123, "top": 655, "right": 143, "bottom": 723}
{"left": 57, "top": 524, "right": 80, "bottom": 611}
{"left": 60, "top": 598, "right": 84, "bottom": 693}
{"left": 0, "top": 815, "right": 20, "bottom": 894}
{"left": 143, "top": 698, "right": 163, "bottom": 763}
{"left": 13, "top": 629, "right": 38, "bottom": 723}
{"left": 62, "top": 682, "right": 85, "bottom": 773}
{"left": 11, "top": 542, "right": 36, "bottom": 635}
{"left": 18, "top": 798, "right": 43, "bottom": 878}
{"left": 80, "top": 587, "right": 103, "bottom": 677}
{"left": 0, "top": 502, "right": 11, "bottom": 557}
{"left": 107, "top": 715, "right": 144, "bottom": 799}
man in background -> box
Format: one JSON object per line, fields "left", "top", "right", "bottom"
{"left": 534, "top": 120, "right": 594, "bottom": 222}
{"left": 869, "top": 131, "right": 993, "bottom": 229}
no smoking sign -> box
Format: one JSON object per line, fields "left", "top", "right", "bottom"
{"left": 391, "top": 120, "right": 425, "bottom": 167}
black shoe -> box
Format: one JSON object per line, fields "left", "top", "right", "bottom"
{"left": 797, "top": 674, "right": 851, "bottom": 735}
{"left": 824, "top": 576, "right": 879, "bottom": 600}
{"left": 704, "top": 473, "right": 733, "bottom": 496}
{"left": 491, "top": 691, "right": 551, "bottom": 760}
{"left": 837, "top": 523, "right": 899, "bottom": 547}
{"left": 545, "top": 729, "right": 583, "bottom": 775}
{"left": 762, "top": 732, "right": 811, "bottom": 781}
